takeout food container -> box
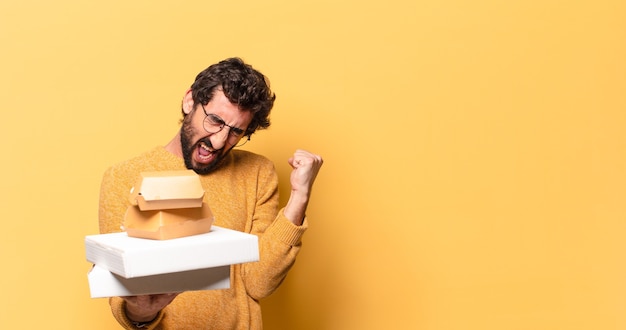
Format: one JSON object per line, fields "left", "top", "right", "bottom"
{"left": 129, "top": 170, "right": 205, "bottom": 211}
{"left": 87, "top": 264, "right": 231, "bottom": 298}
{"left": 85, "top": 225, "right": 260, "bottom": 296}
{"left": 123, "top": 170, "right": 214, "bottom": 240}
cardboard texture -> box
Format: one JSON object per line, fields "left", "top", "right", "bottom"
{"left": 88, "top": 264, "right": 231, "bottom": 298}
{"left": 124, "top": 170, "right": 214, "bottom": 239}
{"left": 85, "top": 226, "right": 260, "bottom": 278}
{"left": 129, "top": 170, "right": 205, "bottom": 210}
{"left": 123, "top": 204, "right": 214, "bottom": 240}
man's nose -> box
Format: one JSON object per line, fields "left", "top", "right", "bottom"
{"left": 209, "top": 128, "right": 230, "bottom": 149}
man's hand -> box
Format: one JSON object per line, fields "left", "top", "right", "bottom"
{"left": 123, "top": 293, "right": 179, "bottom": 323}
{"left": 284, "top": 149, "right": 324, "bottom": 225}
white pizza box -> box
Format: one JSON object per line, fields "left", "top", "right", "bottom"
{"left": 85, "top": 226, "right": 259, "bottom": 278}
{"left": 88, "top": 264, "right": 230, "bottom": 298}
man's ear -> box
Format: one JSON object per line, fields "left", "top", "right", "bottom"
{"left": 182, "top": 89, "right": 194, "bottom": 115}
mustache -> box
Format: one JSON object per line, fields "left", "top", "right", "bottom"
{"left": 197, "top": 137, "right": 222, "bottom": 152}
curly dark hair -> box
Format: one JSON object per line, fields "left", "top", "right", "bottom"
{"left": 185, "top": 57, "right": 275, "bottom": 137}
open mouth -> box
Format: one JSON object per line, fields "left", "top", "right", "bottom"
{"left": 196, "top": 141, "right": 217, "bottom": 164}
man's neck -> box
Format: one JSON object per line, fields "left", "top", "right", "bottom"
{"left": 164, "top": 132, "right": 183, "bottom": 158}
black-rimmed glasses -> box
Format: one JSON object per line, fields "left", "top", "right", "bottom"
{"left": 200, "top": 104, "right": 250, "bottom": 147}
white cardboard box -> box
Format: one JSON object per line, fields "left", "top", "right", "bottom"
{"left": 85, "top": 226, "right": 259, "bottom": 278}
{"left": 88, "top": 264, "right": 231, "bottom": 298}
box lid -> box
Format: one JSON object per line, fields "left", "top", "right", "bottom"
{"left": 129, "top": 170, "right": 205, "bottom": 210}
{"left": 85, "top": 226, "right": 260, "bottom": 278}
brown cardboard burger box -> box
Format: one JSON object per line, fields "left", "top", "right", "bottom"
{"left": 124, "top": 170, "right": 214, "bottom": 240}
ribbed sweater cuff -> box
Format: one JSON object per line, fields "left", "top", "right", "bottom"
{"left": 113, "top": 298, "right": 164, "bottom": 330}
{"left": 269, "top": 208, "right": 308, "bottom": 246}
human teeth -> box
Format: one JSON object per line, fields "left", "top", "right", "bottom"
{"left": 198, "top": 142, "right": 212, "bottom": 158}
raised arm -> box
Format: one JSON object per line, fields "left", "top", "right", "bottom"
{"left": 283, "top": 149, "right": 324, "bottom": 226}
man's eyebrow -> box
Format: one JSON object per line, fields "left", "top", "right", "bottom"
{"left": 212, "top": 113, "right": 246, "bottom": 132}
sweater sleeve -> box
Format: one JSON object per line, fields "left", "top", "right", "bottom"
{"left": 110, "top": 298, "right": 165, "bottom": 330}
{"left": 240, "top": 160, "right": 308, "bottom": 300}
{"left": 245, "top": 209, "right": 308, "bottom": 300}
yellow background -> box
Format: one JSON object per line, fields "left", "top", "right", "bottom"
{"left": 1, "top": 0, "right": 624, "bottom": 329}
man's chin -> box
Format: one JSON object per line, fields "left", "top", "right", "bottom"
{"left": 183, "top": 145, "right": 232, "bottom": 175}
{"left": 189, "top": 161, "right": 218, "bottom": 175}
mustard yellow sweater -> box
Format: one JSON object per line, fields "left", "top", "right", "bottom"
{"left": 99, "top": 147, "right": 307, "bottom": 329}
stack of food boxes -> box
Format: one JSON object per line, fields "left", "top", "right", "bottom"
{"left": 85, "top": 170, "right": 259, "bottom": 298}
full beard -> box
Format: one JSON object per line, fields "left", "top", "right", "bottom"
{"left": 180, "top": 121, "right": 231, "bottom": 175}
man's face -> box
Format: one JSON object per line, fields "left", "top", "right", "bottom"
{"left": 181, "top": 90, "right": 252, "bottom": 174}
